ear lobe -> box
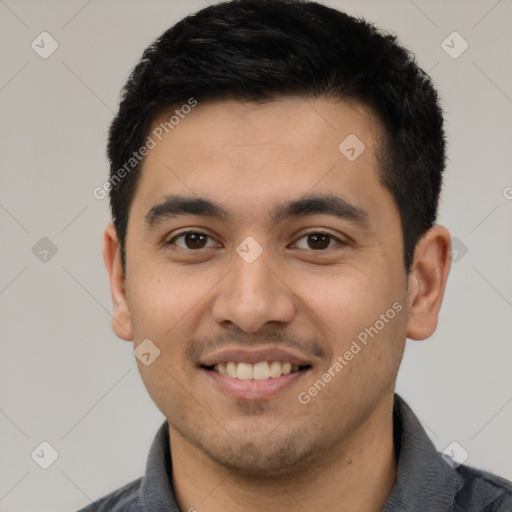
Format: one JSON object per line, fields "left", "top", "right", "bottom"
{"left": 406, "top": 225, "right": 452, "bottom": 340}
{"left": 103, "top": 223, "right": 133, "bottom": 341}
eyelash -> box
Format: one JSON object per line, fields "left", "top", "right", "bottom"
{"left": 166, "top": 230, "right": 346, "bottom": 251}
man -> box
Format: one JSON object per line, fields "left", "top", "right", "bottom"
{"left": 81, "top": 0, "right": 512, "bottom": 510}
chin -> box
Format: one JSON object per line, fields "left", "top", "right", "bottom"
{"left": 198, "top": 434, "right": 321, "bottom": 478}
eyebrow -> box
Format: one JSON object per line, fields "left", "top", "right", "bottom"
{"left": 144, "top": 193, "right": 369, "bottom": 229}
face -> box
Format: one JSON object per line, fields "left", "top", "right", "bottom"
{"left": 108, "top": 97, "right": 417, "bottom": 476}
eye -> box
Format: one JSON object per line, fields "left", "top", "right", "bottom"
{"left": 168, "top": 231, "right": 220, "bottom": 250}
{"left": 293, "top": 232, "right": 344, "bottom": 251}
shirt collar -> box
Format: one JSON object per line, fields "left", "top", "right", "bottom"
{"left": 382, "top": 394, "right": 461, "bottom": 511}
{"left": 140, "top": 419, "right": 179, "bottom": 511}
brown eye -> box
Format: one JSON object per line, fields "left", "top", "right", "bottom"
{"left": 169, "top": 232, "right": 216, "bottom": 250}
{"left": 307, "top": 233, "right": 331, "bottom": 250}
{"left": 184, "top": 233, "right": 207, "bottom": 249}
{"left": 293, "top": 232, "right": 343, "bottom": 251}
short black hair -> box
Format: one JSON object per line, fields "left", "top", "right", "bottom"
{"left": 107, "top": 0, "right": 445, "bottom": 273}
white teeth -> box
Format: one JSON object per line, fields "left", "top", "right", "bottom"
{"left": 237, "top": 362, "right": 253, "bottom": 380}
{"left": 226, "top": 361, "right": 238, "bottom": 378}
{"left": 211, "top": 360, "right": 304, "bottom": 380}
{"left": 269, "top": 361, "right": 282, "bottom": 378}
{"left": 281, "top": 362, "right": 292, "bottom": 375}
{"left": 253, "top": 361, "right": 270, "bottom": 380}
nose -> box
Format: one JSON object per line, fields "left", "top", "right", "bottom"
{"left": 211, "top": 249, "right": 296, "bottom": 333}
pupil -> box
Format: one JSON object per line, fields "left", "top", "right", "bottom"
{"left": 186, "top": 233, "right": 206, "bottom": 249}
{"left": 308, "top": 234, "right": 329, "bottom": 250}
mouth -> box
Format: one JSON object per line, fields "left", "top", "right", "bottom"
{"left": 198, "top": 348, "right": 313, "bottom": 400}
{"left": 201, "top": 361, "right": 311, "bottom": 380}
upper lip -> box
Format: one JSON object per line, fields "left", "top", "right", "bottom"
{"left": 199, "top": 347, "right": 312, "bottom": 367}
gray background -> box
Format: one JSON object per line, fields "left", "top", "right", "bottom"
{"left": 0, "top": 0, "right": 511, "bottom": 510}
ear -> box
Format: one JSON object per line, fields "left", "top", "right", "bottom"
{"left": 103, "top": 223, "right": 133, "bottom": 341}
{"left": 406, "top": 225, "right": 451, "bottom": 340}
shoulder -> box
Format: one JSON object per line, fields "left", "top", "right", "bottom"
{"left": 76, "top": 477, "right": 143, "bottom": 512}
{"left": 453, "top": 463, "right": 512, "bottom": 511}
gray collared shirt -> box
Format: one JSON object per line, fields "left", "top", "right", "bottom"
{"left": 77, "top": 394, "right": 512, "bottom": 511}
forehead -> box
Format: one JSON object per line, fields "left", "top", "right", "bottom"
{"left": 131, "top": 96, "right": 395, "bottom": 226}
{"left": 146, "top": 96, "right": 382, "bottom": 164}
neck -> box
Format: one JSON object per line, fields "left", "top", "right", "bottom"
{"left": 169, "top": 394, "right": 397, "bottom": 512}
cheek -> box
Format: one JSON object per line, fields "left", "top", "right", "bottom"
{"left": 126, "top": 265, "right": 215, "bottom": 413}
{"left": 292, "top": 264, "right": 401, "bottom": 342}
{"left": 295, "top": 268, "right": 407, "bottom": 406}
{"left": 126, "top": 261, "right": 226, "bottom": 344}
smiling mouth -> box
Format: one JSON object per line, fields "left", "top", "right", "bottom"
{"left": 202, "top": 361, "right": 311, "bottom": 380}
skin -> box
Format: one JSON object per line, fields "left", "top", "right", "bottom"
{"left": 104, "top": 97, "right": 451, "bottom": 512}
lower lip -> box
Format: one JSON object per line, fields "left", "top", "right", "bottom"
{"left": 200, "top": 368, "right": 309, "bottom": 400}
